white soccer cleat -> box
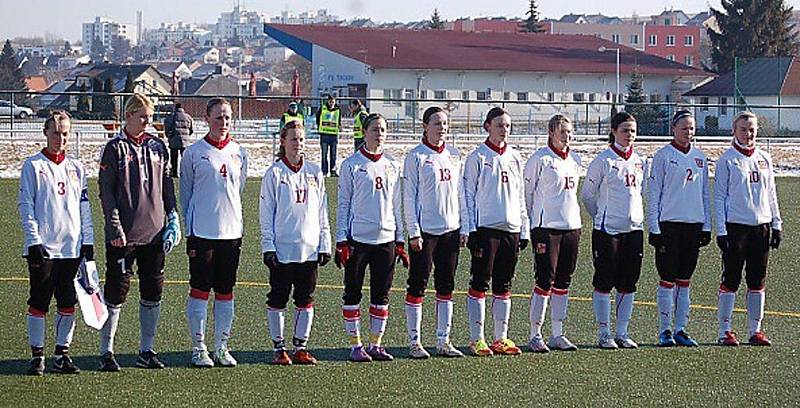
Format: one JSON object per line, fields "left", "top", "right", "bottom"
{"left": 615, "top": 335, "right": 639, "bottom": 349}
{"left": 408, "top": 343, "right": 431, "bottom": 359}
{"left": 191, "top": 348, "right": 214, "bottom": 368}
{"left": 214, "top": 345, "right": 238, "bottom": 367}
{"left": 527, "top": 334, "right": 550, "bottom": 353}
{"left": 436, "top": 341, "right": 464, "bottom": 358}
{"left": 598, "top": 333, "right": 618, "bottom": 349}
{"left": 548, "top": 335, "right": 578, "bottom": 351}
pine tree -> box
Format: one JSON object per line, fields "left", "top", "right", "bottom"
{"left": 520, "top": 0, "right": 546, "bottom": 33}
{"left": 709, "top": 0, "right": 798, "bottom": 73}
{"left": 0, "top": 39, "right": 28, "bottom": 103}
{"left": 91, "top": 77, "right": 103, "bottom": 113}
{"left": 624, "top": 67, "right": 666, "bottom": 135}
{"left": 77, "top": 83, "right": 90, "bottom": 113}
{"left": 111, "top": 36, "right": 131, "bottom": 63}
{"left": 430, "top": 9, "right": 445, "bottom": 30}
{"left": 90, "top": 36, "right": 106, "bottom": 63}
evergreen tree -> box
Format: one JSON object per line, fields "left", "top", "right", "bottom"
{"left": 709, "top": 0, "right": 798, "bottom": 73}
{"left": 91, "top": 77, "right": 103, "bottom": 113}
{"left": 520, "top": 0, "right": 546, "bottom": 33}
{"left": 90, "top": 36, "right": 106, "bottom": 63}
{"left": 63, "top": 40, "right": 71, "bottom": 55}
{"left": 430, "top": 9, "right": 445, "bottom": 30}
{"left": 76, "top": 83, "right": 90, "bottom": 113}
{"left": 624, "top": 67, "right": 667, "bottom": 135}
{"left": 111, "top": 36, "right": 131, "bottom": 63}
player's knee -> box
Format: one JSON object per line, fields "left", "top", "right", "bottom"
{"left": 27, "top": 302, "right": 49, "bottom": 315}
{"left": 342, "top": 292, "right": 362, "bottom": 305}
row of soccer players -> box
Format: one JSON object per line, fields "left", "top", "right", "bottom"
{"left": 19, "top": 93, "right": 780, "bottom": 375}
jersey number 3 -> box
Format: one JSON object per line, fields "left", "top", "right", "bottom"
{"left": 57, "top": 181, "right": 66, "bottom": 195}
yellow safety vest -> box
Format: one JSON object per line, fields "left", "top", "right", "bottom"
{"left": 282, "top": 112, "right": 304, "bottom": 126}
{"left": 353, "top": 108, "right": 367, "bottom": 139}
{"left": 319, "top": 106, "right": 340, "bottom": 136}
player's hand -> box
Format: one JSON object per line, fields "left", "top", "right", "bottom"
{"left": 80, "top": 244, "right": 94, "bottom": 261}
{"left": 467, "top": 232, "right": 482, "bottom": 258}
{"left": 716, "top": 235, "right": 729, "bottom": 253}
{"left": 648, "top": 233, "right": 663, "bottom": 249}
{"left": 111, "top": 237, "right": 126, "bottom": 248}
{"left": 263, "top": 252, "right": 278, "bottom": 269}
{"left": 518, "top": 239, "right": 529, "bottom": 251}
{"left": 335, "top": 242, "right": 351, "bottom": 269}
{"left": 318, "top": 253, "right": 331, "bottom": 267}
{"left": 770, "top": 229, "right": 782, "bottom": 250}
{"left": 409, "top": 237, "right": 423, "bottom": 252}
{"left": 162, "top": 211, "right": 181, "bottom": 254}
{"left": 395, "top": 243, "right": 410, "bottom": 268}
{"left": 27, "top": 244, "right": 47, "bottom": 265}
{"left": 698, "top": 231, "right": 711, "bottom": 247}
{"left": 459, "top": 234, "right": 468, "bottom": 248}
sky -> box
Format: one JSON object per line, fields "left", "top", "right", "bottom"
{"left": 2, "top": 0, "right": 800, "bottom": 42}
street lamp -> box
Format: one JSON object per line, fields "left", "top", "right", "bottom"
{"left": 599, "top": 46, "right": 620, "bottom": 106}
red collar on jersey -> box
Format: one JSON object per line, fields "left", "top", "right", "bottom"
{"left": 422, "top": 138, "right": 445, "bottom": 153}
{"left": 359, "top": 146, "right": 383, "bottom": 162}
{"left": 41, "top": 148, "right": 65, "bottom": 164}
{"left": 205, "top": 134, "right": 231, "bottom": 150}
{"left": 548, "top": 141, "right": 569, "bottom": 160}
{"left": 123, "top": 128, "right": 148, "bottom": 146}
{"left": 484, "top": 138, "right": 507, "bottom": 155}
{"left": 732, "top": 141, "right": 755, "bottom": 157}
{"left": 281, "top": 156, "right": 303, "bottom": 173}
{"left": 611, "top": 143, "right": 633, "bottom": 160}
{"left": 670, "top": 141, "right": 691, "bottom": 154}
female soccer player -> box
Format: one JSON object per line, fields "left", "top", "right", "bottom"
{"left": 715, "top": 111, "right": 782, "bottom": 347}
{"left": 524, "top": 114, "right": 581, "bottom": 353}
{"left": 180, "top": 97, "right": 249, "bottom": 367}
{"left": 580, "top": 112, "right": 646, "bottom": 349}
{"left": 336, "top": 112, "right": 407, "bottom": 362}
{"left": 19, "top": 111, "right": 93, "bottom": 375}
{"left": 461, "top": 107, "right": 529, "bottom": 357}
{"left": 98, "top": 93, "right": 178, "bottom": 371}
{"left": 403, "top": 107, "right": 463, "bottom": 359}
{"left": 260, "top": 120, "right": 331, "bottom": 365}
{"left": 646, "top": 110, "right": 710, "bottom": 347}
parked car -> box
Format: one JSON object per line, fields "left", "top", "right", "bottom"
{"left": 0, "top": 100, "right": 34, "bottom": 119}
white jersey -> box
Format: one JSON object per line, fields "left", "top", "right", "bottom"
{"left": 260, "top": 158, "right": 331, "bottom": 263}
{"left": 180, "top": 136, "right": 248, "bottom": 239}
{"left": 646, "top": 142, "right": 711, "bottom": 234}
{"left": 403, "top": 141, "right": 462, "bottom": 237}
{"left": 523, "top": 145, "right": 582, "bottom": 231}
{"left": 18, "top": 151, "right": 94, "bottom": 258}
{"left": 714, "top": 144, "right": 782, "bottom": 235}
{"left": 581, "top": 145, "right": 646, "bottom": 234}
{"left": 336, "top": 148, "right": 404, "bottom": 244}
{"left": 460, "top": 141, "right": 529, "bottom": 239}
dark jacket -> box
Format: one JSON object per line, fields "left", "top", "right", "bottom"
{"left": 165, "top": 108, "right": 194, "bottom": 149}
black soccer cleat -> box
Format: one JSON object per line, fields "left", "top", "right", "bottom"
{"left": 52, "top": 354, "right": 80, "bottom": 374}
{"left": 99, "top": 352, "right": 121, "bottom": 372}
{"left": 136, "top": 350, "right": 165, "bottom": 369}
{"left": 27, "top": 356, "right": 44, "bottom": 376}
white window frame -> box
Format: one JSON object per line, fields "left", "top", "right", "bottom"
{"left": 666, "top": 35, "right": 675, "bottom": 46}
{"left": 684, "top": 35, "right": 694, "bottom": 46}
{"left": 649, "top": 35, "right": 657, "bottom": 46}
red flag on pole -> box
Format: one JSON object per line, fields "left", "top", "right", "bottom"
{"left": 248, "top": 72, "right": 257, "bottom": 97}
{"left": 291, "top": 69, "right": 300, "bottom": 98}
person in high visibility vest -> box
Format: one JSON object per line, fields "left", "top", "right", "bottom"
{"left": 349, "top": 99, "right": 369, "bottom": 151}
{"left": 280, "top": 101, "right": 304, "bottom": 130}
{"left": 315, "top": 95, "right": 341, "bottom": 177}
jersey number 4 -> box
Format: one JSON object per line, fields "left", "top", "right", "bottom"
{"left": 219, "top": 164, "right": 228, "bottom": 178}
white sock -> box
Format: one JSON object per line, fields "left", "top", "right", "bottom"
{"left": 492, "top": 293, "right": 511, "bottom": 341}
{"left": 267, "top": 307, "right": 286, "bottom": 349}
{"left": 405, "top": 295, "right": 424, "bottom": 345}
{"left": 27, "top": 308, "right": 45, "bottom": 349}
{"left": 139, "top": 300, "right": 161, "bottom": 353}
{"left": 342, "top": 304, "right": 362, "bottom": 346}
{"left": 656, "top": 282, "right": 675, "bottom": 333}
{"left": 368, "top": 304, "right": 389, "bottom": 346}
{"left": 592, "top": 290, "right": 611, "bottom": 337}
{"left": 615, "top": 291, "right": 635, "bottom": 338}
{"left": 214, "top": 296, "right": 235, "bottom": 350}
{"left": 186, "top": 294, "right": 209, "bottom": 350}
{"left": 55, "top": 308, "right": 76, "bottom": 348}
{"left": 466, "top": 290, "right": 486, "bottom": 342}
{"left": 100, "top": 304, "right": 122, "bottom": 354}
{"left": 529, "top": 288, "right": 549, "bottom": 341}
{"left": 747, "top": 288, "right": 765, "bottom": 336}
{"left": 293, "top": 306, "right": 314, "bottom": 348}
{"left": 718, "top": 287, "right": 736, "bottom": 338}
{"left": 674, "top": 280, "right": 691, "bottom": 332}
{"left": 435, "top": 294, "right": 453, "bottom": 344}
{"left": 550, "top": 288, "right": 569, "bottom": 337}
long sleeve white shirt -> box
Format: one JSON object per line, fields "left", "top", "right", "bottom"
{"left": 259, "top": 157, "right": 331, "bottom": 263}
{"left": 714, "top": 144, "right": 782, "bottom": 236}
{"left": 18, "top": 151, "right": 94, "bottom": 257}
{"left": 180, "top": 136, "right": 248, "bottom": 240}
{"left": 460, "top": 140, "right": 529, "bottom": 239}
{"left": 581, "top": 145, "right": 646, "bottom": 234}
{"left": 646, "top": 142, "right": 711, "bottom": 233}
{"left": 336, "top": 148, "right": 404, "bottom": 244}
{"left": 403, "top": 141, "right": 461, "bottom": 238}
{"left": 523, "top": 145, "right": 582, "bottom": 231}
